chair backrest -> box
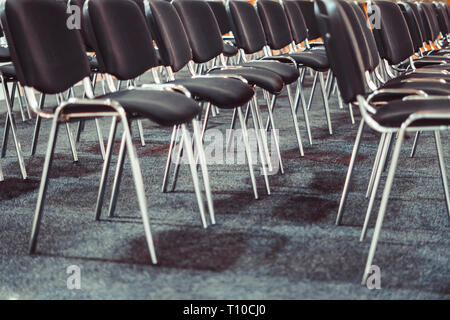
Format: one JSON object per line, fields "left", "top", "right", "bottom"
{"left": 226, "top": 0, "right": 267, "bottom": 54}
{"left": 407, "top": 1, "right": 428, "bottom": 44}
{"left": 68, "top": 0, "right": 95, "bottom": 52}
{"left": 433, "top": 2, "right": 449, "bottom": 35}
{"left": 297, "top": 0, "right": 321, "bottom": 39}
{"left": 0, "top": 0, "right": 90, "bottom": 94}
{"left": 350, "top": 2, "right": 380, "bottom": 72}
{"left": 172, "top": 0, "right": 224, "bottom": 63}
{"left": 256, "top": 0, "right": 293, "bottom": 50}
{"left": 417, "top": 2, "right": 436, "bottom": 42}
{"left": 315, "top": 0, "right": 366, "bottom": 103}
{"left": 84, "top": 0, "right": 158, "bottom": 80}
{"left": 146, "top": 0, "right": 193, "bottom": 72}
{"left": 398, "top": 2, "right": 423, "bottom": 53}
{"left": 373, "top": 1, "right": 414, "bottom": 65}
{"left": 282, "top": 0, "right": 308, "bottom": 44}
{"left": 207, "top": 1, "right": 232, "bottom": 35}
{"left": 423, "top": 3, "right": 440, "bottom": 40}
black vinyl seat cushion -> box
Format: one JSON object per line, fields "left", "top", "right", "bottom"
{"left": 61, "top": 89, "right": 201, "bottom": 126}
{"left": 209, "top": 67, "right": 284, "bottom": 94}
{"left": 380, "top": 79, "right": 450, "bottom": 95}
{"left": 241, "top": 60, "right": 299, "bottom": 84}
{"left": 0, "top": 47, "right": 10, "bottom": 62}
{"left": 0, "top": 63, "right": 16, "bottom": 80}
{"left": 223, "top": 42, "right": 238, "bottom": 57}
{"left": 281, "top": 51, "right": 329, "bottom": 71}
{"left": 172, "top": 77, "right": 254, "bottom": 109}
{"left": 373, "top": 98, "right": 450, "bottom": 127}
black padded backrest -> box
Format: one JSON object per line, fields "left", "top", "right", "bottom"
{"left": 398, "top": 2, "right": 423, "bottom": 52}
{"left": 315, "top": 0, "right": 365, "bottom": 103}
{"left": 146, "top": 0, "right": 192, "bottom": 72}
{"left": 350, "top": 2, "right": 380, "bottom": 71}
{"left": 282, "top": 0, "right": 308, "bottom": 44}
{"left": 226, "top": 0, "right": 267, "bottom": 54}
{"left": 407, "top": 1, "right": 427, "bottom": 43}
{"left": 433, "top": 2, "right": 449, "bottom": 35}
{"left": 417, "top": 2, "right": 434, "bottom": 42}
{"left": 374, "top": 1, "right": 414, "bottom": 65}
{"left": 256, "top": 0, "right": 293, "bottom": 50}
{"left": 297, "top": 0, "right": 321, "bottom": 39}
{"left": 0, "top": 0, "right": 90, "bottom": 94}
{"left": 338, "top": 1, "right": 371, "bottom": 72}
{"left": 207, "top": 1, "right": 232, "bottom": 35}
{"left": 173, "top": 0, "right": 224, "bottom": 63}
{"left": 84, "top": 0, "right": 158, "bottom": 80}
{"left": 68, "top": 0, "right": 96, "bottom": 52}
{"left": 422, "top": 3, "right": 440, "bottom": 40}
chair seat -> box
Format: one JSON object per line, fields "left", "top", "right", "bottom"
{"left": 241, "top": 60, "right": 299, "bottom": 84}
{"left": 209, "top": 67, "right": 284, "bottom": 94}
{"left": 381, "top": 78, "right": 450, "bottom": 96}
{"left": 223, "top": 42, "right": 238, "bottom": 57}
{"left": 282, "top": 51, "right": 329, "bottom": 71}
{"left": 172, "top": 77, "right": 254, "bottom": 109}
{"left": 0, "top": 63, "right": 16, "bottom": 79}
{"left": 0, "top": 47, "right": 10, "bottom": 62}
{"left": 62, "top": 89, "right": 201, "bottom": 126}
{"left": 373, "top": 98, "right": 450, "bottom": 127}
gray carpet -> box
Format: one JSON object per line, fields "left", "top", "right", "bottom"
{"left": 0, "top": 72, "right": 449, "bottom": 300}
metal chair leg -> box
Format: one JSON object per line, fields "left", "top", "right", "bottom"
{"left": 410, "top": 131, "right": 420, "bottom": 158}
{"left": 107, "top": 133, "right": 126, "bottom": 218}
{"left": 237, "top": 107, "right": 259, "bottom": 199}
{"left": 252, "top": 95, "right": 273, "bottom": 171}
{"left": 95, "top": 117, "right": 118, "bottom": 220}
{"left": 65, "top": 122, "right": 78, "bottom": 162}
{"left": 434, "top": 130, "right": 450, "bottom": 223}
{"left": 264, "top": 94, "right": 284, "bottom": 174}
{"left": 307, "top": 71, "right": 318, "bottom": 111}
{"left": 30, "top": 94, "right": 46, "bottom": 156}
{"left": 1, "top": 77, "right": 27, "bottom": 179}
{"left": 336, "top": 119, "right": 365, "bottom": 225}
{"left": 29, "top": 118, "right": 60, "bottom": 254}
{"left": 1, "top": 81, "right": 16, "bottom": 158}
{"left": 361, "top": 133, "right": 393, "bottom": 242}
{"left": 94, "top": 118, "right": 106, "bottom": 160}
{"left": 319, "top": 72, "right": 333, "bottom": 135}
{"left": 181, "top": 123, "right": 208, "bottom": 229}
{"left": 361, "top": 128, "right": 406, "bottom": 285}
{"left": 287, "top": 84, "right": 305, "bottom": 157}
{"left": 137, "top": 119, "right": 146, "bottom": 147}
{"left": 192, "top": 119, "right": 215, "bottom": 225}
{"left": 0, "top": 157, "right": 4, "bottom": 181}
{"left": 161, "top": 125, "right": 178, "bottom": 193}
{"left": 366, "top": 134, "right": 387, "bottom": 198}
{"left": 294, "top": 75, "right": 313, "bottom": 145}
{"left": 226, "top": 108, "right": 237, "bottom": 152}
{"left": 121, "top": 114, "right": 157, "bottom": 264}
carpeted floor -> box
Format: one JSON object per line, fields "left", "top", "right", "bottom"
{"left": 0, "top": 71, "right": 449, "bottom": 300}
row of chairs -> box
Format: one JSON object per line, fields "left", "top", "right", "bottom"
{"left": 0, "top": 0, "right": 448, "bottom": 284}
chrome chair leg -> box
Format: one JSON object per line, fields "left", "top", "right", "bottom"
{"left": 336, "top": 119, "right": 365, "bottom": 225}
{"left": 29, "top": 117, "right": 60, "bottom": 254}
{"left": 252, "top": 95, "right": 273, "bottom": 171}
{"left": 361, "top": 127, "right": 406, "bottom": 285}
{"left": 434, "top": 130, "right": 450, "bottom": 223}
{"left": 249, "top": 99, "right": 271, "bottom": 195}
{"left": 1, "top": 81, "right": 16, "bottom": 158}
{"left": 107, "top": 133, "right": 126, "bottom": 218}
{"left": 1, "top": 76, "right": 27, "bottom": 179}
{"left": 347, "top": 101, "right": 355, "bottom": 125}
{"left": 366, "top": 134, "right": 387, "bottom": 199}
{"left": 65, "top": 122, "right": 78, "bottom": 162}
{"left": 192, "top": 119, "right": 215, "bottom": 225}
{"left": 0, "top": 158, "right": 3, "bottom": 181}
{"left": 95, "top": 117, "right": 118, "bottom": 221}
{"left": 226, "top": 108, "right": 237, "bottom": 152}
{"left": 161, "top": 125, "right": 178, "bottom": 193}
{"left": 181, "top": 123, "right": 208, "bottom": 229}
{"left": 169, "top": 129, "right": 184, "bottom": 192}
{"left": 30, "top": 94, "right": 46, "bottom": 156}
{"left": 137, "top": 119, "right": 146, "bottom": 147}
{"left": 121, "top": 114, "right": 157, "bottom": 264}
{"left": 287, "top": 84, "right": 305, "bottom": 157}
{"left": 264, "top": 94, "right": 284, "bottom": 174}
{"left": 294, "top": 75, "right": 313, "bottom": 145}
{"left": 410, "top": 131, "right": 420, "bottom": 158}
{"left": 94, "top": 118, "right": 106, "bottom": 160}
{"left": 237, "top": 106, "right": 259, "bottom": 199}
{"left": 319, "top": 72, "right": 333, "bottom": 135}
{"left": 14, "top": 82, "right": 27, "bottom": 122}
{"left": 361, "top": 133, "right": 393, "bottom": 242}
{"left": 307, "top": 71, "right": 318, "bottom": 111}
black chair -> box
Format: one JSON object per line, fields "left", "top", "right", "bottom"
{"left": 315, "top": 0, "right": 450, "bottom": 284}
{"left": 144, "top": 0, "right": 269, "bottom": 200}
{"left": 1, "top": 0, "right": 210, "bottom": 263}
{"left": 172, "top": 0, "right": 290, "bottom": 193}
